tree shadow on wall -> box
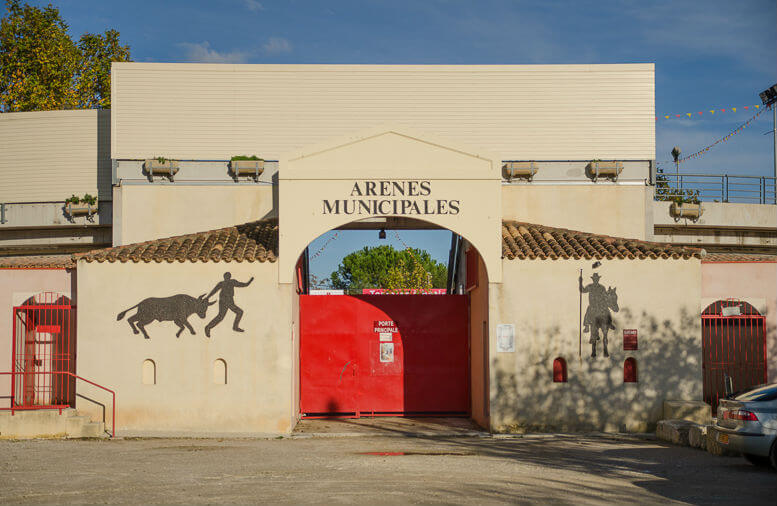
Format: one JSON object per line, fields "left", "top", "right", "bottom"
{"left": 492, "top": 306, "right": 705, "bottom": 433}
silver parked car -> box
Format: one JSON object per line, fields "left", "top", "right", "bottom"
{"left": 715, "top": 383, "right": 777, "bottom": 469}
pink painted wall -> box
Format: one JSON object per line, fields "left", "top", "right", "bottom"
{"left": 702, "top": 261, "right": 777, "bottom": 383}
{"left": 0, "top": 268, "right": 73, "bottom": 408}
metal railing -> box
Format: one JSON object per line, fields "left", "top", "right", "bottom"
{"left": 655, "top": 173, "right": 776, "bottom": 204}
{"left": 0, "top": 371, "right": 115, "bottom": 437}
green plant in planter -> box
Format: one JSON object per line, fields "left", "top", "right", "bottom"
{"left": 155, "top": 156, "right": 167, "bottom": 164}
{"left": 655, "top": 168, "right": 700, "bottom": 205}
{"left": 65, "top": 194, "right": 98, "bottom": 207}
{"left": 230, "top": 155, "right": 263, "bottom": 161}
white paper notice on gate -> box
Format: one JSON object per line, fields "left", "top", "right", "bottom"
{"left": 721, "top": 305, "right": 742, "bottom": 316}
{"left": 496, "top": 324, "right": 515, "bottom": 353}
{"left": 380, "top": 342, "right": 394, "bottom": 362}
{"left": 379, "top": 332, "right": 393, "bottom": 342}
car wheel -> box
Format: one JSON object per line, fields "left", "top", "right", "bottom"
{"left": 743, "top": 453, "right": 771, "bottom": 467}
{"left": 771, "top": 441, "right": 777, "bottom": 471}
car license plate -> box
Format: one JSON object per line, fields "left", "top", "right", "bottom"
{"left": 717, "top": 432, "right": 729, "bottom": 444}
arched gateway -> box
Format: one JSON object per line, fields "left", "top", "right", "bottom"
{"left": 279, "top": 127, "right": 503, "bottom": 284}
{"left": 281, "top": 127, "right": 501, "bottom": 419}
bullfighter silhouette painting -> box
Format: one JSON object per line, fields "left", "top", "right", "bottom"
{"left": 116, "top": 272, "right": 252, "bottom": 339}
{"left": 579, "top": 272, "right": 619, "bottom": 357}
{"left": 204, "top": 272, "right": 254, "bottom": 337}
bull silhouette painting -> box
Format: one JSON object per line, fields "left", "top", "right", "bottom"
{"left": 116, "top": 293, "right": 216, "bottom": 339}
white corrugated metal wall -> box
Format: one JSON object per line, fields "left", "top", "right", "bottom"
{"left": 111, "top": 63, "right": 655, "bottom": 161}
{"left": 0, "top": 110, "right": 111, "bottom": 203}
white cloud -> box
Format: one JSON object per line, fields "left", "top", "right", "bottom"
{"left": 243, "top": 0, "right": 264, "bottom": 12}
{"left": 178, "top": 41, "right": 250, "bottom": 64}
{"left": 262, "top": 37, "right": 292, "bottom": 55}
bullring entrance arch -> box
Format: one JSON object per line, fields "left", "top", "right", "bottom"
{"left": 293, "top": 217, "right": 489, "bottom": 418}
{"left": 278, "top": 126, "right": 503, "bottom": 284}
{"left": 279, "top": 128, "right": 501, "bottom": 421}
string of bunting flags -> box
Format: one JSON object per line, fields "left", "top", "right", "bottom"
{"left": 677, "top": 104, "right": 769, "bottom": 162}
{"left": 656, "top": 104, "right": 763, "bottom": 121}
{"left": 309, "top": 231, "right": 339, "bottom": 260}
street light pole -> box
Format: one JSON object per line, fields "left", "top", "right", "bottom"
{"left": 758, "top": 84, "right": 777, "bottom": 203}
{"left": 772, "top": 103, "right": 776, "bottom": 183}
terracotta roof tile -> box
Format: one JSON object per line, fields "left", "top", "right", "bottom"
{"left": 502, "top": 221, "right": 702, "bottom": 260}
{"left": 75, "top": 218, "right": 278, "bottom": 264}
{"left": 0, "top": 254, "right": 75, "bottom": 269}
{"left": 702, "top": 253, "right": 776, "bottom": 263}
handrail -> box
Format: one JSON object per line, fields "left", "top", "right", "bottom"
{"left": 655, "top": 172, "right": 776, "bottom": 204}
{"left": 0, "top": 371, "right": 115, "bottom": 437}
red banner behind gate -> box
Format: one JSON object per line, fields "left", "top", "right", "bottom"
{"left": 300, "top": 294, "right": 469, "bottom": 417}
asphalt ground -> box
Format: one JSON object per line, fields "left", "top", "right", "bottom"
{"left": 0, "top": 434, "right": 775, "bottom": 505}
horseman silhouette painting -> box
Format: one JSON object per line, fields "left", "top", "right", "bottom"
{"left": 579, "top": 272, "right": 619, "bottom": 357}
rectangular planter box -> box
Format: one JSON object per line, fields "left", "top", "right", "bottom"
{"left": 144, "top": 159, "right": 180, "bottom": 180}
{"left": 586, "top": 161, "right": 623, "bottom": 180}
{"left": 503, "top": 161, "right": 538, "bottom": 181}
{"left": 230, "top": 159, "right": 265, "bottom": 181}
{"left": 670, "top": 202, "right": 703, "bottom": 220}
{"left": 65, "top": 202, "right": 97, "bottom": 217}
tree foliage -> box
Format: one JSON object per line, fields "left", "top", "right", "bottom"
{"left": 76, "top": 29, "right": 130, "bottom": 109}
{"left": 0, "top": 0, "right": 131, "bottom": 112}
{"left": 329, "top": 245, "right": 447, "bottom": 293}
{"left": 384, "top": 257, "right": 433, "bottom": 293}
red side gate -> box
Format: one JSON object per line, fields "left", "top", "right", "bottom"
{"left": 300, "top": 294, "right": 469, "bottom": 417}
{"left": 702, "top": 299, "right": 767, "bottom": 414}
{"left": 11, "top": 292, "right": 76, "bottom": 409}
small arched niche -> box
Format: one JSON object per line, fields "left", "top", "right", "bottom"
{"left": 142, "top": 359, "right": 156, "bottom": 385}
{"left": 213, "top": 359, "right": 227, "bottom": 385}
{"left": 552, "top": 357, "right": 568, "bottom": 383}
{"left": 624, "top": 357, "right": 638, "bottom": 383}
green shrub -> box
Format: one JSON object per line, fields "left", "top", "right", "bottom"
{"left": 65, "top": 194, "right": 98, "bottom": 206}
{"left": 230, "top": 155, "right": 263, "bottom": 161}
{"left": 655, "top": 168, "right": 700, "bottom": 205}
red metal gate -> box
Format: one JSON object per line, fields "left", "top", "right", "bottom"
{"left": 300, "top": 294, "right": 469, "bottom": 417}
{"left": 11, "top": 292, "right": 76, "bottom": 410}
{"left": 702, "top": 299, "right": 767, "bottom": 414}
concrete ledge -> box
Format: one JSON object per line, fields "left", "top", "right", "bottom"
{"left": 663, "top": 400, "right": 712, "bottom": 425}
{"left": 656, "top": 419, "right": 697, "bottom": 446}
{"left": 0, "top": 409, "right": 105, "bottom": 439}
{"left": 688, "top": 424, "right": 708, "bottom": 450}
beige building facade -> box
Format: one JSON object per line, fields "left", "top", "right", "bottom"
{"left": 492, "top": 256, "right": 702, "bottom": 432}
{"left": 1, "top": 63, "right": 773, "bottom": 437}
{"left": 76, "top": 259, "right": 294, "bottom": 434}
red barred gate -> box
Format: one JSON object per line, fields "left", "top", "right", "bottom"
{"left": 300, "top": 294, "right": 469, "bottom": 417}
{"left": 11, "top": 292, "right": 76, "bottom": 409}
{"left": 702, "top": 299, "right": 767, "bottom": 414}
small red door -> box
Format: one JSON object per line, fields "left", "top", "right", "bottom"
{"left": 300, "top": 294, "right": 469, "bottom": 417}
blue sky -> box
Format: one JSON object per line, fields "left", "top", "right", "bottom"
{"left": 6, "top": 0, "right": 776, "bottom": 278}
